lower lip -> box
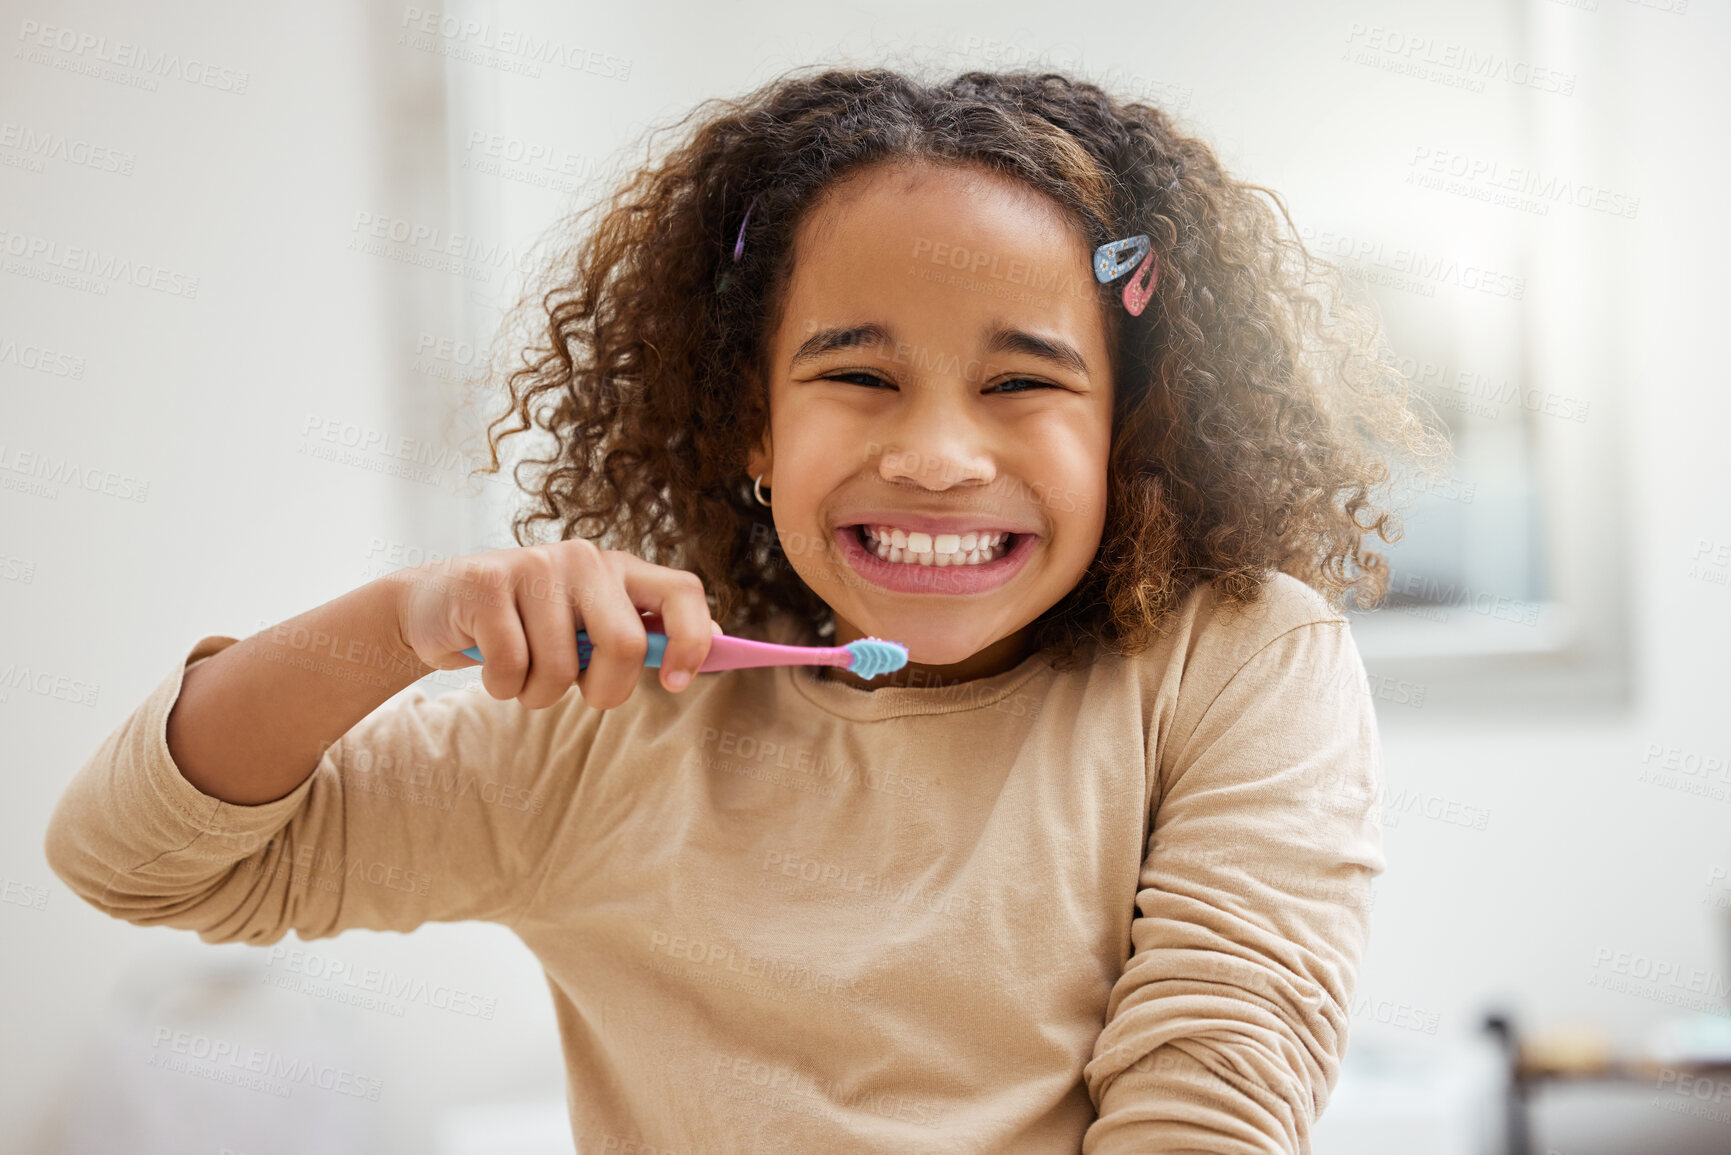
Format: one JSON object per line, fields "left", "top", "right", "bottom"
{"left": 833, "top": 525, "right": 1037, "bottom": 595}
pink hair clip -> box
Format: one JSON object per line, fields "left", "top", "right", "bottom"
{"left": 1092, "top": 233, "right": 1158, "bottom": 317}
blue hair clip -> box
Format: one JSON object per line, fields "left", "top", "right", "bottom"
{"left": 1093, "top": 235, "right": 1149, "bottom": 282}
{"left": 1092, "top": 234, "right": 1157, "bottom": 317}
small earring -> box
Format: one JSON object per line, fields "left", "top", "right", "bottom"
{"left": 752, "top": 473, "right": 772, "bottom": 508}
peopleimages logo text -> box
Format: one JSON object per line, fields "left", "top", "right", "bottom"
{"left": 15, "top": 20, "right": 249, "bottom": 93}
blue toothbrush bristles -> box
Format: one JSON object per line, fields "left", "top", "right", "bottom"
{"left": 843, "top": 637, "right": 909, "bottom": 680}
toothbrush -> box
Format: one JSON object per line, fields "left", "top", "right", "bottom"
{"left": 459, "top": 631, "right": 909, "bottom": 680}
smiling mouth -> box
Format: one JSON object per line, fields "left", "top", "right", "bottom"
{"left": 849, "top": 524, "right": 1020, "bottom": 567}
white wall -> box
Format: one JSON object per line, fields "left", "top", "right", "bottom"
{"left": 1, "top": 2, "right": 558, "bottom": 1152}
{"left": 4, "top": 0, "right": 1726, "bottom": 1152}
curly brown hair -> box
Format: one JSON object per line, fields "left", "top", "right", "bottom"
{"left": 472, "top": 65, "right": 1450, "bottom": 668}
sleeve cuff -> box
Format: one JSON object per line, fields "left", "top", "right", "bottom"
{"left": 1087, "top": 1046, "right": 1297, "bottom": 1153}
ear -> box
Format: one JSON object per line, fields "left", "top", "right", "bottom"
{"left": 744, "top": 426, "right": 772, "bottom": 483}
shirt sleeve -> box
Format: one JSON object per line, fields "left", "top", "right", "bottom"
{"left": 1081, "top": 618, "right": 1387, "bottom": 1154}
{"left": 42, "top": 635, "right": 583, "bottom": 946}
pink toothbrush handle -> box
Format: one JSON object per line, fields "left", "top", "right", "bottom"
{"left": 695, "top": 635, "right": 855, "bottom": 673}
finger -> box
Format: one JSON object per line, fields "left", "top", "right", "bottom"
{"left": 617, "top": 566, "right": 714, "bottom": 692}
{"left": 570, "top": 552, "right": 649, "bottom": 710}
{"left": 469, "top": 581, "right": 531, "bottom": 702}
{"left": 514, "top": 559, "right": 579, "bottom": 709}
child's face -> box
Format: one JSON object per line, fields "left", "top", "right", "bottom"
{"left": 748, "top": 159, "right": 1114, "bottom": 677}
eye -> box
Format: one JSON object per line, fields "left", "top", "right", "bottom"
{"left": 824, "top": 371, "right": 896, "bottom": 390}
{"left": 986, "top": 378, "right": 1060, "bottom": 394}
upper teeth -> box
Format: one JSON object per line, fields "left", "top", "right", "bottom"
{"left": 860, "top": 525, "right": 1011, "bottom": 567}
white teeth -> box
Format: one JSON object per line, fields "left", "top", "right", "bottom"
{"left": 858, "top": 524, "right": 1017, "bottom": 567}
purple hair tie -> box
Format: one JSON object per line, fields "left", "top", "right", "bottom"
{"left": 732, "top": 195, "right": 758, "bottom": 262}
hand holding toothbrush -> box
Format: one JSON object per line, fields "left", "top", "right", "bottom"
{"left": 386, "top": 540, "right": 905, "bottom": 712}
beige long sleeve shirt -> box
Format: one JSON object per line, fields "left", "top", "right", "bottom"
{"left": 43, "top": 571, "right": 1385, "bottom": 1153}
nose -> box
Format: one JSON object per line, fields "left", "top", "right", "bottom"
{"left": 875, "top": 391, "right": 997, "bottom": 491}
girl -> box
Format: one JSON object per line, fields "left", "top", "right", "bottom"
{"left": 46, "top": 67, "right": 1446, "bottom": 1153}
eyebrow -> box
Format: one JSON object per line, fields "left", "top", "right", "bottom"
{"left": 789, "top": 321, "right": 1091, "bottom": 380}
